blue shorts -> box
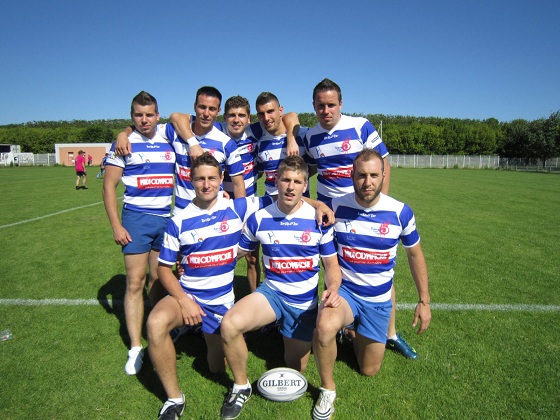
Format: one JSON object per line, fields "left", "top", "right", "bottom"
{"left": 121, "top": 208, "right": 168, "bottom": 254}
{"left": 195, "top": 299, "right": 232, "bottom": 335}
{"left": 338, "top": 283, "right": 392, "bottom": 343}
{"left": 256, "top": 283, "right": 317, "bottom": 342}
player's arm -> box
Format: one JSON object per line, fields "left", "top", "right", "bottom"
{"left": 382, "top": 157, "right": 391, "bottom": 194}
{"left": 406, "top": 243, "right": 431, "bottom": 333}
{"left": 236, "top": 247, "right": 249, "bottom": 259}
{"left": 114, "top": 127, "right": 134, "bottom": 156}
{"left": 231, "top": 174, "right": 247, "bottom": 198}
{"left": 302, "top": 197, "right": 335, "bottom": 227}
{"left": 158, "top": 263, "right": 206, "bottom": 325}
{"left": 102, "top": 165, "right": 131, "bottom": 246}
{"left": 283, "top": 112, "right": 301, "bottom": 156}
{"left": 319, "top": 254, "right": 343, "bottom": 308}
{"left": 169, "top": 112, "right": 204, "bottom": 160}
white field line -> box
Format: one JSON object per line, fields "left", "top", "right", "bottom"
{"left": 0, "top": 299, "right": 558, "bottom": 312}
{"left": 0, "top": 198, "right": 122, "bottom": 230}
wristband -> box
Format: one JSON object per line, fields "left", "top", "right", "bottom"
{"left": 418, "top": 300, "right": 430, "bottom": 306}
{"left": 186, "top": 137, "right": 199, "bottom": 147}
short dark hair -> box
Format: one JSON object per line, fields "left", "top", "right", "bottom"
{"left": 131, "top": 91, "right": 158, "bottom": 116}
{"left": 312, "top": 78, "right": 342, "bottom": 102}
{"left": 195, "top": 86, "right": 222, "bottom": 106}
{"left": 277, "top": 155, "right": 309, "bottom": 181}
{"left": 255, "top": 92, "right": 280, "bottom": 108}
{"left": 191, "top": 152, "right": 222, "bottom": 179}
{"left": 353, "top": 149, "right": 384, "bottom": 173}
{"left": 224, "top": 96, "right": 250, "bottom": 115}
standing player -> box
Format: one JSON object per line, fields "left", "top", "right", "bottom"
{"left": 102, "top": 91, "right": 176, "bottom": 375}
{"left": 219, "top": 156, "right": 342, "bottom": 420}
{"left": 147, "top": 153, "right": 274, "bottom": 419}
{"left": 312, "top": 149, "right": 431, "bottom": 419}
{"left": 116, "top": 86, "right": 247, "bottom": 214}
{"left": 305, "top": 78, "right": 416, "bottom": 358}
{"left": 74, "top": 150, "right": 87, "bottom": 190}
{"left": 254, "top": 92, "right": 311, "bottom": 196}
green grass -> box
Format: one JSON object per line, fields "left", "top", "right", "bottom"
{"left": 1, "top": 166, "right": 559, "bottom": 419}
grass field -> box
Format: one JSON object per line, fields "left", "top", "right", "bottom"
{"left": 1, "top": 166, "right": 559, "bottom": 419}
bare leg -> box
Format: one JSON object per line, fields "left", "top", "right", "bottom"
{"left": 124, "top": 253, "right": 149, "bottom": 348}
{"left": 221, "top": 293, "right": 276, "bottom": 385}
{"left": 147, "top": 296, "right": 184, "bottom": 399}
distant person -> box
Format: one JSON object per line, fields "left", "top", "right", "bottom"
{"left": 102, "top": 91, "right": 176, "bottom": 376}
{"left": 311, "top": 149, "right": 431, "bottom": 420}
{"left": 97, "top": 153, "right": 109, "bottom": 179}
{"left": 148, "top": 153, "right": 274, "bottom": 419}
{"left": 74, "top": 150, "right": 87, "bottom": 190}
{"left": 87, "top": 154, "right": 93, "bottom": 166}
{"left": 219, "top": 155, "right": 342, "bottom": 420}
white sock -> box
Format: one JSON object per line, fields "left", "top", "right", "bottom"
{"left": 232, "top": 381, "right": 251, "bottom": 392}
{"left": 169, "top": 394, "right": 185, "bottom": 404}
{"left": 387, "top": 334, "right": 398, "bottom": 341}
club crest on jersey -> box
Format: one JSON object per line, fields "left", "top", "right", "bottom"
{"left": 335, "top": 138, "right": 351, "bottom": 153}
{"left": 296, "top": 228, "right": 313, "bottom": 244}
{"left": 372, "top": 222, "right": 390, "bottom": 236}
{"left": 215, "top": 218, "right": 229, "bottom": 234}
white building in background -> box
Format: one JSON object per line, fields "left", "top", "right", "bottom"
{"left": 0, "top": 144, "right": 21, "bottom": 166}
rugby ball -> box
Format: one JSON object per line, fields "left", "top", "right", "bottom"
{"left": 257, "top": 367, "right": 308, "bottom": 402}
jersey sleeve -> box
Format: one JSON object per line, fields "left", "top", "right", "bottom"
{"left": 158, "top": 218, "right": 180, "bottom": 265}
{"left": 239, "top": 212, "right": 260, "bottom": 252}
{"left": 399, "top": 204, "right": 420, "bottom": 248}
{"left": 361, "top": 120, "right": 389, "bottom": 158}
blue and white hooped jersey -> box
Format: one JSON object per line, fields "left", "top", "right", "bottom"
{"left": 303, "top": 115, "right": 389, "bottom": 202}
{"left": 332, "top": 193, "right": 420, "bottom": 303}
{"left": 159, "top": 195, "right": 274, "bottom": 305}
{"left": 255, "top": 124, "right": 311, "bottom": 196}
{"left": 239, "top": 201, "right": 337, "bottom": 310}
{"left": 106, "top": 130, "right": 175, "bottom": 216}
{"left": 159, "top": 123, "right": 244, "bottom": 214}
{"left": 218, "top": 122, "right": 259, "bottom": 198}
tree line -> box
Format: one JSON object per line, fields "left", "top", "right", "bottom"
{"left": 1, "top": 112, "right": 558, "bottom": 166}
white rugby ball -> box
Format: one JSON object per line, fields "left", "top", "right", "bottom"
{"left": 257, "top": 367, "right": 308, "bottom": 402}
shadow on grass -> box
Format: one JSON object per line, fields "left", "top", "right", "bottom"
{"left": 97, "top": 274, "right": 151, "bottom": 348}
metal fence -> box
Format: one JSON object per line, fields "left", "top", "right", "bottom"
{"left": 2, "top": 153, "right": 560, "bottom": 171}
{"left": 387, "top": 155, "right": 560, "bottom": 170}
{"left": 1, "top": 153, "right": 56, "bottom": 166}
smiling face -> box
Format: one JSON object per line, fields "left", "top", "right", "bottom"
{"left": 313, "top": 89, "right": 342, "bottom": 131}
{"left": 191, "top": 162, "right": 223, "bottom": 209}
{"left": 352, "top": 152, "right": 385, "bottom": 207}
{"left": 256, "top": 100, "right": 284, "bottom": 135}
{"left": 132, "top": 103, "right": 160, "bottom": 138}
{"left": 193, "top": 94, "right": 221, "bottom": 136}
{"left": 225, "top": 106, "right": 250, "bottom": 139}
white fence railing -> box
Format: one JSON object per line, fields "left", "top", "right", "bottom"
{"left": 387, "top": 155, "right": 560, "bottom": 170}
{"left": 2, "top": 153, "right": 559, "bottom": 170}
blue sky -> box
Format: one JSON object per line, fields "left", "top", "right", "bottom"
{"left": 1, "top": 0, "right": 558, "bottom": 125}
